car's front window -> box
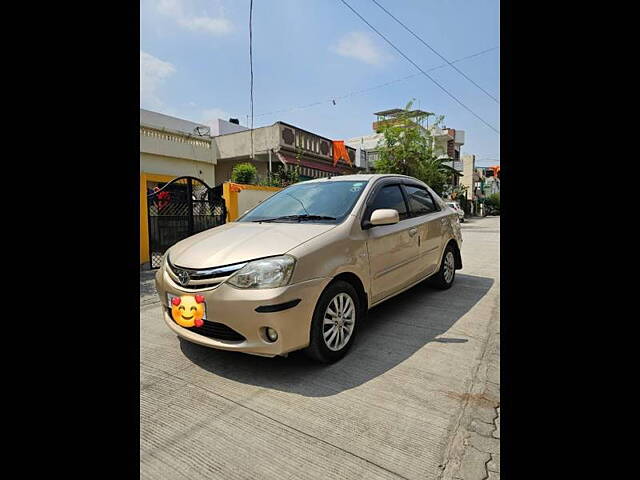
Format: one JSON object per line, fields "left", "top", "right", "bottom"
{"left": 238, "top": 180, "right": 369, "bottom": 224}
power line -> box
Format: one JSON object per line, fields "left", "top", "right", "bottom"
{"left": 338, "top": 0, "right": 499, "bottom": 135}
{"left": 252, "top": 46, "right": 499, "bottom": 118}
{"left": 249, "top": 0, "right": 254, "bottom": 158}
{"left": 370, "top": 0, "right": 499, "bottom": 104}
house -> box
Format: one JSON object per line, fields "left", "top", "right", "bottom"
{"left": 140, "top": 109, "right": 225, "bottom": 265}
{"left": 213, "top": 121, "right": 358, "bottom": 184}
{"left": 346, "top": 109, "right": 466, "bottom": 185}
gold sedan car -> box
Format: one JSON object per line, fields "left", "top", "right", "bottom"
{"left": 155, "top": 174, "right": 462, "bottom": 363}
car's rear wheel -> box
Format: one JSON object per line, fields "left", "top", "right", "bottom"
{"left": 304, "top": 280, "right": 360, "bottom": 363}
{"left": 428, "top": 245, "right": 457, "bottom": 290}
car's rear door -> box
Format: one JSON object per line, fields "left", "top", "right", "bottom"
{"left": 364, "top": 181, "right": 421, "bottom": 303}
{"left": 401, "top": 182, "right": 446, "bottom": 278}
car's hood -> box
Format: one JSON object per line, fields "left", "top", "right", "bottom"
{"left": 167, "top": 222, "right": 336, "bottom": 268}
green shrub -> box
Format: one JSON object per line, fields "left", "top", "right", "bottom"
{"left": 256, "top": 165, "right": 301, "bottom": 188}
{"left": 485, "top": 193, "right": 500, "bottom": 209}
{"left": 231, "top": 162, "right": 257, "bottom": 184}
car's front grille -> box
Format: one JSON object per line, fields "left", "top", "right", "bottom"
{"left": 168, "top": 309, "right": 246, "bottom": 342}
{"left": 184, "top": 320, "right": 246, "bottom": 342}
{"left": 166, "top": 258, "right": 246, "bottom": 290}
{"left": 176, "top": 282, "right": 221, "bottom": 290}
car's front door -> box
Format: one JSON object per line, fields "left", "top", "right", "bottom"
{"left": 364, "top": 182, "right": 421, "bottom": 303}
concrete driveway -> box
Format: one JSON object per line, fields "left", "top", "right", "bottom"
{"left": 140, "top": 216, "right": 500, "bottom": 480}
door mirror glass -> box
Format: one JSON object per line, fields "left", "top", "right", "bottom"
{"left": 370, "top": 209, "right": 399, "bottom": 226}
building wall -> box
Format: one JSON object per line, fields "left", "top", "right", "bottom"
{"left": 140, "top": 152, "right": 216, "bottom": 186}
{"left": 210, "top": 118, "right": 249, "bottom": 136}
{"left": 140, "top": 109, "right": 209, "bottom": 134}
{"left": 237, "top": 188, "right": 279, "bottom": 217}
{"left": 214, "top": 125, "right": 280, "bottom": 159}
{"left": 461, "top": 154, "right": 476, "bottom": 199}
{"left": 140, "top": 127, "right": 215, "bottom": 164}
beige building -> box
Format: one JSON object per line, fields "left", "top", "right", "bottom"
{"left": 140, "top": 109, "right": 219, "bottom": 186}
{"left": 461, "top": 154, "right": 478, "bottom": 198}
{"left": 214, "top": 121, "right": 357, "bottom": 184}
{"left": 140, "top": 109, "right": 222, "bottom": 266}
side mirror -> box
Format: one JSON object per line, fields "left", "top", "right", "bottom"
{"left": 369, "top": 209, "right": 399, "bottom": 227}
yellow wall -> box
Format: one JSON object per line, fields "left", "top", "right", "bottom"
{"left": 140, "top": 172, "right": 177, "bottom": 265}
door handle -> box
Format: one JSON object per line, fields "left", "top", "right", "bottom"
{"left": 408, "top": 227, "right": 418, "bottom": 237}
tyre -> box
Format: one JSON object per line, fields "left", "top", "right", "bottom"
{"left": 428, "top": 244, "right": 457, "bottom": 290}
{"left": 304, "top": 280, "right": 361, "bottom": 363}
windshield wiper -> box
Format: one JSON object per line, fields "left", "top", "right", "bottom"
{"left": 252, "top": 214, "right": 337, "bottom": 223}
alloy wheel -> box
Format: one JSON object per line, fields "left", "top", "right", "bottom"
{"left": 322, "top": 293, "right": 356, "bottom": 351}
{"left": 444, "top": 251, "right": 455, "bottom": 284}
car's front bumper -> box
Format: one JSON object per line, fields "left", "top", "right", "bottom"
{"left": 155, "top": 267, "right": 331, "bottom": 357}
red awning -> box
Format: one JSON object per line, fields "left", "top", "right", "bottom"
{"left": 278, "top": 154, "right": 351, "bottom": 174}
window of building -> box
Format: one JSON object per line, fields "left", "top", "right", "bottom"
{"left": 369, "top": 185, "right": 408, "bottom": 220}
{"left": 404, "top": 185, "right": 437, "bottom": 216}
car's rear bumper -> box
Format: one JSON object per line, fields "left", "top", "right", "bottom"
{"left": 155, "top": 267, "right": 331, "bottom": 357}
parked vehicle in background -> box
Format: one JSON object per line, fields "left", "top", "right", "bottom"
{"left": 446, "top": 201, "right": 465, "bottom": 222}
{"left": 155, "top": 174, "right": 463, "bottom": 363}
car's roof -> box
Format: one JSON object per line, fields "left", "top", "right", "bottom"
{"left": 299, "top": 173, "right": 418, "bottom": 184}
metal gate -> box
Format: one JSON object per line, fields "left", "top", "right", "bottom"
{"left": 147, "top": 176, "right": 226, "bottom": 268}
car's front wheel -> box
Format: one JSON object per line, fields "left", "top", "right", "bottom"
{"left": 304, "top": 280, "right": 360, "bottom": 363}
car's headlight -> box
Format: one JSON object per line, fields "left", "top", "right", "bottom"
{"left": 227, "top": 255, "right": 296, "bottom": 289}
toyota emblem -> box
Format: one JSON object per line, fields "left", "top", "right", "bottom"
{"left": 177, "top": 269, "right": 190, "bottom": 286}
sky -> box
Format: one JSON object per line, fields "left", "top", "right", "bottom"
{"left": 141, "top": 0, "right": 500, "bottom": 166}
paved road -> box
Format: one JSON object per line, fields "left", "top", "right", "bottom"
{"left": 140, "top": 216, "right": 500, "bottom": 480}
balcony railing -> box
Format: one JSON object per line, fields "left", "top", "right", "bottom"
{"left": 140, "top": 125, "right": 212, "bottom": 149}
{"left": 278, "top": 123, "right": 355, "bottom": 165}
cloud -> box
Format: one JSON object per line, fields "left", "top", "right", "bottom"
{"left": 140, "top": 51, "right": 176, "bottom": 109}
{"left": 156, "top": 0, "right": 232, "bottom": 35}
{"left": 332, "top": 31, "right": 389, "bottom": 66}
{"left": 178, "top": 16, "right": 232, "bottom": 35}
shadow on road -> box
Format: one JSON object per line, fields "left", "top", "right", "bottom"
{"left": 179, "top": 273, "right": 494, "bottom": 397}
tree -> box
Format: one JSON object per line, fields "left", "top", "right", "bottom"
{"left": 374, "top": 100, "right": 454, "bottom": 195}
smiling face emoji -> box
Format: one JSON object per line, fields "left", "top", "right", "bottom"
{"left": 170, "top": 295, "right": 206, "bottom": 328}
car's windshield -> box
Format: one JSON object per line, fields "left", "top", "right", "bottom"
{"left": 238, "top": 180, "right": 369, "bottom": 224}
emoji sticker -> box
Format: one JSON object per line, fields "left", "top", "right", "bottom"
{"left": 170, "top": 294, "right": 206, "bottom": 328}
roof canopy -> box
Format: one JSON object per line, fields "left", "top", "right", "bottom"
{"left": 373, "top": 108, "right": 434, "bottom": 118}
